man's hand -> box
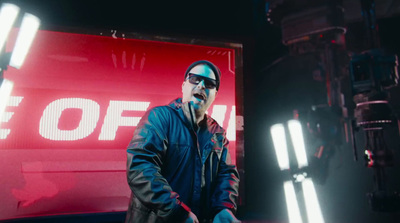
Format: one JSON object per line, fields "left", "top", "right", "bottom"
{"left": 184, "top": 211, "right": 199, "bottom": 223}
{"left": 213, "top": 209, "right": 241, "bottom": 223}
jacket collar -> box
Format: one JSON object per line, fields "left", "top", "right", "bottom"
{"left": 168, "top": 98, "right": 224, "bottom": 134}
{"left": 169, "top": 98, "right": 225, "bottom": 164}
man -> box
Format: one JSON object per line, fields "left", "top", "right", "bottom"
{"left": 125, "top": 60, "right": 240, "bottom": 223}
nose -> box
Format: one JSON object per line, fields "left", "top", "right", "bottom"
{"left": 196, "top": 80, "right": 206, "bottom": 89}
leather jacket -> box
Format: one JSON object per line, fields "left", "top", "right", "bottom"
{"left": 125, "top": 98, "right": 239, "bottom": 223}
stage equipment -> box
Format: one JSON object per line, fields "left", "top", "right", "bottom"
{"left": 0, "top": 3, "right": 40, "bottom": 125}
{"left": 271, "top": 120, "right": 325, "bottom": 223}
{"left": 267, "top": 0, "right": 400, "bottom": 213}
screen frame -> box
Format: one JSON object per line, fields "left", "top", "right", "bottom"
{"left": 1, "top": 25, "right": 245, "bottom": 221}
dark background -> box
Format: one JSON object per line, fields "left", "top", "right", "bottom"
{"left": 2, "top": 0, "right": 400, "bottom": 222}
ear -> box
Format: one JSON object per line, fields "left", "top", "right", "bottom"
{"left": 181, "top": 81, "right": 185, "bottom": 93}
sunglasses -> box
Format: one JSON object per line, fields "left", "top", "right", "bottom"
{"left": 186, "top": 74, "right": 218, "bottom": 89}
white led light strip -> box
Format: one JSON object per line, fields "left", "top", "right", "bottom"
{"left": 270, "top": 123, "right": 290, "bottom": 170}
{"left": 270, "top": 119, "right": 325, "bottom": 223}
{"left": 284, "top": 181, "right": 303, "bottom": 223}
{"left": 288, "top": 120, "right": 309, "bottom": 169}
{"left": 0, "top": 3, "right": 20, "bottom": 54}
{"left": 9, "top": 13, "right": 40, "bottom": 68}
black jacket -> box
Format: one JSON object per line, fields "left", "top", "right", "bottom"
{"left": 125, "top": 98, "right": 239, "bottom": 223}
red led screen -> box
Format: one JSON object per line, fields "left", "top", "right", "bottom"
{"left": 0, "top": 29, "right": 243, "bottom": 220}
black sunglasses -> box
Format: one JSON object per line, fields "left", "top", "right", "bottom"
{"left": 186, "top": 74, "right": 218, "bottom": 89}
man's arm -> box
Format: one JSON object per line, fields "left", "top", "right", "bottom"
{"left": 213, "top": 209, "right": 241, "bottom": 223}
{"left": 126, "top": 108, "right": 190, "bottom": 222}
{"left": 211, "top": 134, "right": 240, "bottom": 218}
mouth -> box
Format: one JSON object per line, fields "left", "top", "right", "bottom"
{"left": 193, "top": 92, "right": 206, "bottom": 101}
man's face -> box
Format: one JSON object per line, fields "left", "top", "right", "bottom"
{"left": 182, "top": 64, "right": 218, "bottom": 114}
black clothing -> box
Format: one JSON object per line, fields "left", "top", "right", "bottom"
{"left": 125, "top": 98, "right": 239, "bottom": 223}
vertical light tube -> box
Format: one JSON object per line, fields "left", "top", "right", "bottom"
{"left": 283, "top": 181, "right": 303, "bottom": 223}
{"left": 0, "top": 79, "right": 14, "bottom": 126}
{"left": 0, "top": 3, "right": 20, "bottom": 55}
{"left": 270, "top": 123, "right": 290, "bottom": 170}
{"left": 302, "top": 178, "right": 325, "bottom": 223}
{"left": 9, "top": 13, "right": 40, "bottom": 69}
{"left": 288, "top": 119, "right": 309, "bottom": 168}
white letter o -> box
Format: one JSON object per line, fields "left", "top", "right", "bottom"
{"left": 39, "top": 98, "right": 100, "bottom": 141}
